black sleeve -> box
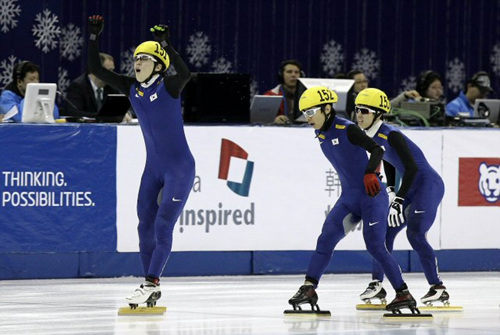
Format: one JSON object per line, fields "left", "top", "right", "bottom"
{"left": 346, "top": 124, "right": 384, "bottom": 174}
{"left": 383, "top": 160, "right": 396, "bottom": 188}
{"left": 88, "top": 37, "right": 136, "bottom": 96}
{"left": 387, "top": 131, "right": 418, "bottom": 198}
{"left": 163, "top": 44, "right": 191, "bottom": 98}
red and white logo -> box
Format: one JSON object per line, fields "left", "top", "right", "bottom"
{"left": 458, "top": 158, "right": 500, "bottom": 207}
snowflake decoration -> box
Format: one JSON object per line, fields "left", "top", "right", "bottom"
{"left": 32, "top": 9, "right": 61, "bottom": 53}
{"left": 60, "top": 23, "right": 83, "bottom": 61}
{"left": 120, "top": 47, "right": 135, "bottom": 76}
{"left": 57, "top": 67, "right": 70, "bottom": 95}
{"left": 0, "top": 0, "right": 21, "bottom": 33}
{"left": 351, "top": 48, "right": 380, "bottom": 79}
{"left": 398, "top": 76, "right": 417, "bottom": 94}
{"left": 446, "top": 58, "right": 465, "bottom": 93}
{"left": 211, "top": 57, "right": 232, "bottom": 73}
{"left": 320, "top": 40, "right": 344, "bottom": 76}
{"left": 0, "top": 55, "right": 17, "bottom": 86}
{"left": 490, "top": 43, "right": 500, "bottom": 76}
{"left": 186, "top": 31, "right": 212, "bottom": 68}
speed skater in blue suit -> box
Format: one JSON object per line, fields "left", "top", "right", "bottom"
{"left": 355, "top": 87, "right": 450, "bottom": 308}
{"left": 287, "top": 86, "right": 417, "bottom": 314}
{"left": 87, "top": 15, "right": 195, "bottom": 308}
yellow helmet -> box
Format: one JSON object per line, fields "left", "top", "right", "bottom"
{"left": 299, "top": 86, "right": 338, "bottom": 111}
{"left": 134, "top": 41, "right": 170, "bottom": 71}
{"left": 355, "top": 88, "right": 391, "bottom": 113}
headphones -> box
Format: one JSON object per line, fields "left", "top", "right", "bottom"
{"left": 277, "top": 60, "right": 305, "bottom": 83}
{"left": 13, "top": 61, "right": 32, "bottom": 81}
{"left": 416, "top": 70, "right": 441, "bottom": 96}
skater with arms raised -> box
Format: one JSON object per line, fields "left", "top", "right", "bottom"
{"left": 87, "top": 15, "right": 195, "bottom": 310}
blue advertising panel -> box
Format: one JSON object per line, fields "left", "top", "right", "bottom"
{"left": 0, "top": 124, "right": 117, "bottom": 252}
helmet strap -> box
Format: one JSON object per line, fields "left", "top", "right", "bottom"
{"left": 364, "top": 111, "right": 383, "bottom": 132}
{"left": 320, "top": 105, "right": 336, "bottom": 132}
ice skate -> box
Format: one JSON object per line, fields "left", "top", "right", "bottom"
{"left": 125, "top": 281, "right": 162, "bottom": 309}
{"left": 419, "top": 285, "right": 463, "bottom": 312}
{"left": 284, "top": 285, "right": 330, "bottom": 316}
{"left": 356, "top": 281, "right": 387, "bottom": 310}
{"left": 384, "top": 289, "right": 432, "bottom": 318}
{"left": 118, "top": 281, "right": 166, "bottom": 315}
{"left": 420, "top": 285, "right": 449, "bottom": 306}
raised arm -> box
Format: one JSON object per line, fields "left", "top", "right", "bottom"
{"left": 150, "top": 24, "right": 191, "bottom": 98}
{"left": 87, "top": 15, "right": 135, "bottom": 96}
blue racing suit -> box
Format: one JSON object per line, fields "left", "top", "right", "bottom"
{"left": 306, "top": 116, "right": 405, "bottom": 291}
{"left": 370, "top": 122, "right": 444, "bottom": 286}
{"left": 88, "top": 37, "right": 194, "bottom": 280}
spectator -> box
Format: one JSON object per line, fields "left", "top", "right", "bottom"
{"left": 63, "top": 53, "right": 120, "bottom": 119}
{"left": 0, "top": 61, "right": 59, "bottom": 122}
{"left": 415, "top": 70, "right": 444, "bottom": 101}
{"left": 345, "top": 70, "right": 370, "bottom": 120}
{"left": 264, "top": 59, "right": 304, "bottom": 125}
{"left": 446, "top": 71, "right": 493, "bottom": 117}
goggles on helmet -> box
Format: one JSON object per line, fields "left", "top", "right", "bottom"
{"left": 134, "top": 54, "right": 157, "bottom": 63}
{"left": 355, "top": 106, "right": 377, "bottom": 115}
{"left": 302, "top": 106, "right": 321, "bottom": 118}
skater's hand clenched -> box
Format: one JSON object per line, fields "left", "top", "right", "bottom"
{"left": 150, "top": 24, "right": 171, "bottom": 48}
{"left": 88, "top": 15, "right": 104, "bottom": 39}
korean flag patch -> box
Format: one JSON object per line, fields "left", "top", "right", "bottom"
{"left": 150, "top": 93, "right": 158, "bottom": 102}
{"left": 332, "top": 138, "right": 339, "bottom": 145}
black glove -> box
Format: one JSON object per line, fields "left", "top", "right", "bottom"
{"left": 150, "top": 24, "right": 171, "bottom": 48}
{"left": 388, "top": 196, "right": 405, "bottom": 227}
{"left": 88, "top": 15, "right": 104, "bottom": 40}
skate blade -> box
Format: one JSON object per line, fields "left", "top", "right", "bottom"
{"left": 283, "top": 309, "right": 331, "bottom": 317}
{"left": 118, "top": 306, "right": 166, "bottom": 316}
{"left": 383, "top": 312, "right": 433, "bottom": 319}
{"left": 419, "top": 305, "right": 463, "bottom": 312}
{"left": 356, "top": 303, "right": 386, "bottom": 310}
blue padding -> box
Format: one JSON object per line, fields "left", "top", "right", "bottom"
{"left": 1, "top": 250, "right": 499, "bottom": 280}
{"left": 0, "top": 253, "right": 80, "bottom": 279}
{"left": 77, "top": 251, "right": 253, "bottom": 278}
{"left": 166, "top": 252, "right": 253, "bottom": 276}
{"left": 410, "top": 249, "right": 500, "bottom": 272}
{"left": 253, "top": 250, "right": 410, "bottom": 275}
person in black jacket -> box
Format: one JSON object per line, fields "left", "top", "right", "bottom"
{"left": 63, "top": 53, "right": 119, "bottom": 118}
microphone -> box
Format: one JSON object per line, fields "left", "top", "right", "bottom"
{"left": 56, "top": 90, "right": 82, "bottom": 114}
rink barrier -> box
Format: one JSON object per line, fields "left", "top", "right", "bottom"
{"left": 1, "top": 250, "right": 499, "bottom": 279}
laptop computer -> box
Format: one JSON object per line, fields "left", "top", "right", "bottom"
{"left": 474, "top": 99, "right": 500, "bottom": 125}
{"left": 97, "top": 94, "right": 131, "bottom": 122}
{"left": 249, "top": 95, "right": 282, "bottom": 124}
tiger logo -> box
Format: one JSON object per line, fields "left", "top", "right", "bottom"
{"left": 478, "top": 162, "right": 500, "bottom": 203}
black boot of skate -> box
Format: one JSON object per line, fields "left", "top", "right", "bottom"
{"left": 288, "top": 285, "right": 318, "bottom": 310}
{"left": 386, "top": 289, "right": 418, "bottom": 314}
{"left": 421, "top": 284, "right": 450, "bottom": 306}
{"left": 285, "top": 285, "right": 330, "bottom": 315}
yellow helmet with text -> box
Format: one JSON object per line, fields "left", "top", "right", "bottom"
{"left": 133, "top": 41, "right": 170, "bottom": 71}
{"left": 299, "top": 86, "right": 338, "bottom": 111}
{"left": 355, "top": 88, "right": 391, "bottom": 113}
